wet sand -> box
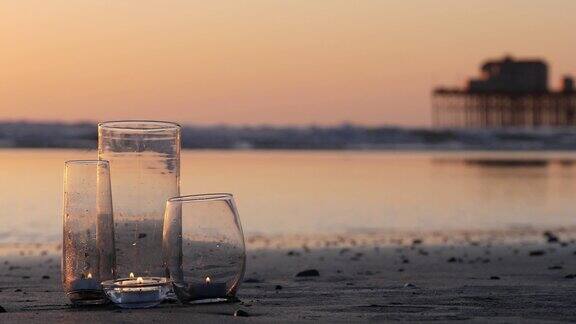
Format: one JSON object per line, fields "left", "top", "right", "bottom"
{"left": 2, "top": 228, "right": 576, "bottom": 322}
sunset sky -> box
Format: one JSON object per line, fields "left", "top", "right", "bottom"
{"left": 1, "top": 0, "right": 575, "bottom": 126}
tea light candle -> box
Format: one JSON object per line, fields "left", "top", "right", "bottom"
{"left": 191, "top": 277, "right": 227, "bottom": 300}
{"left": 120, "top": 272, "right": 157, "bottom": 286}
{"left": 116, "top": 273, "right": 161, "bottom": 302}
{"left": 102, "top": 273, "right": 170, "bottom": 309}
{"left": 70, "top": 273, "right": 100, "bottom": 291}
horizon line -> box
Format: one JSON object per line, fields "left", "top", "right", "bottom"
{"left": 0, "top": 118, "right": 430, "bottom": 129}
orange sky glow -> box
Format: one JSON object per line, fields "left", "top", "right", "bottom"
{"left": 1, "top": 0, "right": 575, "bottom": 126}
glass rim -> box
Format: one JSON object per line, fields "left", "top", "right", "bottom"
{"left": 65, "top": 159, "right": 109, "bottom": 166}
{"left": 168, "top": 193, "right": 234, "bottom": 203}
{"left": 98, "top": 120, "right": 181, "bottom": 132}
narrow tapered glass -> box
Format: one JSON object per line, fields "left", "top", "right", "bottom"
{"left": 163, "top": 193, "right": 246, "bottom": 303}
{"left": 62, "top": 160, "right": 115, "bottom": 305}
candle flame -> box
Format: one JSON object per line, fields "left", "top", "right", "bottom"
{"left": 206, "top": 276, "right": 211, "bottom": 284}
{"left": 87, "top": 273, "right": 92, "bottom": 279}
{"left": 129, "top": 272, "right": 135, "bottom": 279}
{"left": 136, "top": 277, "right": 144, "bottom": 284}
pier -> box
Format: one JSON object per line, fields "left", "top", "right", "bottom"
{"left": 433, "top": 56, "right": 576, "bottom": 128}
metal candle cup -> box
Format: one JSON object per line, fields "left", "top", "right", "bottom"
{"left": 70, "top": 273, "right": 99, "bottom": 291}
{"left": 190, "top": 277, "right": 228, "bottom": 300}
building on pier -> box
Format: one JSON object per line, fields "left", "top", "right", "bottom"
{"left": 432, "top": 56, "right": 576, "bottom": 128}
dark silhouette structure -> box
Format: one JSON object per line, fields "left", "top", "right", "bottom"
{"left": 433, "top": 56, "right": 576, "bottom": 128}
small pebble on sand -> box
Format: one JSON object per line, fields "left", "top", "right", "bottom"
{"left": 296, "top": 269, "right": 320, "bottom": 277}
{"left": 529, "top": 250, "right": 546, "bottom": 256}
{"left": 490, "top": 276, "right": 500, "bottom": 280}
{"left": 543, "top": 231, "right": 559, "bottom": 243}
{"left": 234, "top": 310, "right": 250, "bottom": 317}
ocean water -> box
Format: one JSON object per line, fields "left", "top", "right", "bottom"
{"left": 1, "top": 149, "right": 576, "bottom": 243}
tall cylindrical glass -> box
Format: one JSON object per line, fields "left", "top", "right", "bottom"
{"left": 62, "top": 160, "right": 115, "bottom": 305}
{"left": 163, "top": 193, "right": 246, "bottom": 303}
{"left": 98, "top": 121, "right": 180, "bottom": 278}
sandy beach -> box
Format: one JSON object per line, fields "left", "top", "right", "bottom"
{"left": 1, "top": 228, "right": 576, "bottom": 323}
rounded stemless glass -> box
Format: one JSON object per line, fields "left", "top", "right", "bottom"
{"left": 163, "top": 194, "right": 246, "bottom": 303}
{"left": 62, "top": 160, "right": 115, "bottom": 305}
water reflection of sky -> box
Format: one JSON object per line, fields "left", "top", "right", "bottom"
{"left": 2, "top": 149, "right": 576, "bottom": 243}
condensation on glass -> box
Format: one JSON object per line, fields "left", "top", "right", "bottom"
{"left": 98, "top": 121, "right": 180, "bottom": 278}
{"left": 163, "top": 193, "right": 246, "bottom": 303}
{"left": 62, "top": 160, "right": 115, "bottom": 305}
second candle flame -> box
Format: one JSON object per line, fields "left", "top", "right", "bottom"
{"left": 206, "top": 276, "right": 211, "bottom": 284}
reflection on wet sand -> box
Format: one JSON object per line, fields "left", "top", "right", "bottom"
{"left": 434, "top": 157, "right": 576, "bottom": 168}
{"left": 465, "top": 159, "right": 549, "bottom": 167}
